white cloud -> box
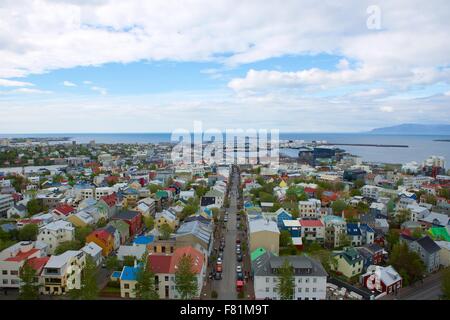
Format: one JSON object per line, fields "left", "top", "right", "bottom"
{"left": 0, "top": 88, "right": 52, "bottom": 94}
{"left": 351, "top": 88, "right": 386, "bottom": 98}
{"left": 63, "top": 80, "right": 77, "bottom": 87}
{"left": 83, "top": 81, "right": 92, "bottom": 85}
{"left": 380, "top": 106, "right": 394, "bottom": 113}
{"left": 90, "top": 86, "right": 107, "bottom": 95}
{"left": 0, "top": 79, "right": 33, "bottom": 87}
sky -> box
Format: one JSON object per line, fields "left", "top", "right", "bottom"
{"left": 0, "top": 0, "right": 450, "bottom": 133}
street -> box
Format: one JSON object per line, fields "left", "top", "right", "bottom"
{"left": 215, "top": 167, "right": 240, "bottom": 299}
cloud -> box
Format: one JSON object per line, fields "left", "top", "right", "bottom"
{"left": 63, "top": 80, "right": 77, "bottom": 87}
{"left": 379, "top": 106, "right": 394, "bottom": 113}
{"left": 351, "top": 88, "right": 386, "bottom": 98}
{"left": 0, "top": 79, "right": 33, "bottom": 87}
{"left": 0, "top": 88, "right": 52, "bottom": 94}
{"left": 83, "top": 81, "right": 92, "bottom": 85}
{"left": 90, "top": 86, "right": 107, "bottom": 95}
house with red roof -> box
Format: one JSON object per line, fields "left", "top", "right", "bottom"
{"left": 86, "top": 229, "right": 115, "bottom": 256}
{"left": 51, "top": 204, "right": 75, "bottom": 220}
{"left": 99, "top": 192, "right": 118, "bottom": 217}
{"left": 112, "top": 210, "right": 143, "bottom": 237}
{"left": 299, "top": 219, "right": 325, "bottom": 243}
{"left": 0, "top": 241, "right": 47, "bottom": 289}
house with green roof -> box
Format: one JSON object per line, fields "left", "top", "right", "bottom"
{"left": 251, "top": 247, "right": 267, "bottom": 262}
{"left": 428, "top": 226, "right": 450, "bottom": 242}
{"left": 331, "top": 247, "right": 364, "bottom": 278}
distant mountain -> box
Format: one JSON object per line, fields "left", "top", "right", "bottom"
{"left": 368, "top": 123, "right": 450, "bottom": 135}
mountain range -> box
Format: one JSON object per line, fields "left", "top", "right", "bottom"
{"left": 368, "top": 123, "right": 450, "bottom": 135}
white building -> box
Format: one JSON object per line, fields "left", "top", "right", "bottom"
{"left": 41, "top": 250, "right": 86, "bottom": 295}
{"left": 362, "top": 185, "right": 380, "bottom": 199}
{"left": 38, "top": 220, "right": 75, "bottom": 254}
{"left": 0, "top": 241, "right": 48, "bottom": 288}
{"left": 252, "top": 252, "right": 328, "bottom": 300}
{"left": 298, "top": 199, "right": 322, "bottom": 218}
{"left": 0, "top": 194, "right": 14, "bottom": 218}
{"left": 81, "top": 242, "right": 103, "bottom": 266}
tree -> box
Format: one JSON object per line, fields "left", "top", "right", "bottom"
{"left": 96, "top": 217, "right": 107, "bottom": 228}
{"left": 386, "top": 229, "right": 400, "bottom": 251}
{"left": 276, "top": 259, "right": 295, "bottom": 300}
{"left": 279, "top": 230, "right": 293, "bottom": 247}
{"left": 388, "top": 242, "right": 425, "bottom": 286}
{"left": 331, "top": 200, "right": 347, "bottom": 215}
{"left": 394, "top": 209, "right": 411, "bottom": 227}
{"left": 134, "top": 251, "right": 159, "bottom": 300}
{"left": 18, "top": 224, "right": 38, "bottom": 241}
{"left": 159, "top": 223, "right": 173, "bottom": 240}
{"left": 442, "top": 267, "right": 450, "bottom": 300}
{"left": 105, "top": 255, "right": 120, "bottom": 271}
{"left": 180, "top": 205, "right": 197, "bottom": 220}
{"left": 338, "top": 232, "right": 351, "bottom": 248}
{"left": 54, "top": 240, "right": 82, "bottom": 255}
{"left": 19, "top": 260, "right": 40, "bottom": 300}
{"left": 26, "top": 199, "right": 45, "bottom": 215}
{"left": 75, "top": 226, "right": 94, "bottom": 245}
{"left": 174, "top": 254, "right": 198, "bottom": 299}
{"left": 354, "top": 179, "right": 365, "bottom": 189}
{"left": 148, "top": 184, "right": 162, "bottom": 194}
{"left": 123, "top": 255, "right": 135, "bottom": 267}
{"left": 143, "top": 216, "right": 154, "bottom": 230}
{"left": 70, "top": 255, "right": 99, "bottom": 300}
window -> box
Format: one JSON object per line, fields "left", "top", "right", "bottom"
{"left": 313, "top": 288, "right": 317, "bottom": 293}
{"left": 298, "top": 288, "right": 302, "bottom": 292}
{"left": 2, "top": 279, "right": 7, "bottom": 284}
{"left": 2, "top": 270, "right": 7, "bottom": 275}
{"left": 298, "top": 278, "right": 302, "bottom": 283}
{"left": 313, "top": 278, "right": 317, "bottom": 283}
{"left": 265, "top": 287, "right": 269, "bottom": 292}
{"left": 305, "top": 278, "right": 309, "bottom": 283}
{"left": 165, "top": 276, "right": 169, "bottom": 281}
{"left": 305, "top": 288, "right": 309, "bottom": 292}
{"left": 124, "top": 284, "right": 130, "bottom": 289}
{"left": 266, "top": 277, "right": 270, "bottom": 283}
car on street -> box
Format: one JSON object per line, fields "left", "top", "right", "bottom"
{"left": 214, "top": 272, "right": 222, "bottom": 280}
{"left": 236, "top": 253, "right": 242, "bottom": 262}
{"left": 217, "top": 257, "right": 223, "bottom": 264}
{"left": 236, "top": 265, "right": 242, "bottom": 273}
{"left": 236, "top": 238, "right": 241, "bottom": 244}
{"left": 236, "top": 272, "right": 244, "bottom": 281}
{"left": 236, "top": 247, "right": 241, "bottom": 254}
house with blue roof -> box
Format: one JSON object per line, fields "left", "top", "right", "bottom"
{"left": 347, "top": 223, "right": 375, "bottom": 246}
{"left": 119, "top": 263, "right": 143, "bottom": 298}
{"left": 274, "top": 208, "right": 292, "bottom": 229}
{"left": 133, "top": 235, "right": 154, "bottom": 246}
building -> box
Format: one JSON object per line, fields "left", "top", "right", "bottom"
{"left": 155, "top": 209, "right": 179, "bottom": 230}
{"left": 298, "top": 199, "right": 322, "bottom": 218}
{"left": 400, "top": 235, "right": 441, "bottom": 273}
{"left": 361, "top": 265, "right": 402, "bottom": 296}
{"left": 346, "top": 223, "right": 374, "bottom": 246}
{"left": 112, "top": 210, "right": 143, "bottom": 237}
{"left": 0, "top": 194, "right": 14, "bottom": 218}
{"left": 38, "top": 220, "right": 75, "bottom": 254}
{"left": 0, "top": 241, "right": 48, "bottom": 288}
{"left": 435, "top": 241, "right": 450, "bottom": 267}
{"left": 323, "top": 215, "right": 347, "bottom": 248}
{"left": 252, "top": 252, "right": 327, "bottom": 300}
{"left": 41, "top": 250, "right": 86, "bottom": 295}
{"left": 299, "top": 219, "right": 325, "bottom": 243}
{"left": 86, "top": 229, "right": 115, "bottom": 257}
{"left": 248, "top": 219, "right": 280, "bottom": 255}
{"left": 331, "top": 247, "right": 364, "bottom": 278}
{"left": 81, "top": 242, "right": 103, "bottom": 266}
{"left": 175, "top": 220, "right": 213, "bottom": 256}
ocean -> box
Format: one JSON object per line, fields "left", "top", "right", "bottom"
{"left": 1, "top": 133, "right": 449, "bottom": 166}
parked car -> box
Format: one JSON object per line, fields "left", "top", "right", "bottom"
{"left": 236, "top": 265, "right": 242, "bottom": 273}
{"left": 236, "top": 272, "right": 244, "bottom": 281}
{"left": 214, "top": 272, "right": 222, "bottom": 280}
{"left": 236, "top": 247, "right": 241, "bottom": 254}
{"left": 217, "top": 257, "right": 223, "bottom": 264}
{"left": 236, "top": 253, "right": 243, "bottom": 262}
{"left": 236, "top": 238, "right": 241, "bottom": 244}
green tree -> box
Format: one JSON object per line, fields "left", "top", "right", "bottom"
{"left": 70, "top": 255, "right": 99, "bottom": 300}
{"left": 386, "top": 229, "right": 400, "bottom": 251}
{"left": 19, "top": 260, "right": 40, "bottom": 300}
{"left": 105, "top": 255, "right": 120, "bottom": 271}
{"left": 180, "top": 205, "right": 197, "bottom": 220}
{"left": 143, "top": 216, "right": 154, "bottom": 230}
{"left": 26, "top": 199, "right": 45, "bottom": 215}
{"left": 279, "top": 230, "right": 293, "bottom": 247}
{"left": 394, "top": 209, "right": 411, "bottom": 227}
{"left": 18, "top": 224, "right": 38, "bottom": 241}
{"left": 54, "top": 240, "right": 82, "bottom": 255}
{"left": 159, "top": 223, "right": 173, "bottom": 240}
{"left": 174, "top": 254, "right": 198, "bottom": 299}
{"left": 331, "top": 200, "right": 347, "bottom": 215}
{"left": 148, "top": 184, "right": 162, "bottom": 194}
{"left": 123, "top": 255, "right": 135, "bottom": 267}
{"left": 75, "top": 226, "right": 94, "bottom": 245}
{"left": 96, "top": 217, "right": 107, "bottom": 228}
{"left": 388, "top": 242, "right": 425, "bottom": 286}
{"left": 276, "top": 259, "right": 295, "bottom": 300}
{"left": 134, "top": 251, "right": 159, "bottom": 300}
{"left": 442, "top": 267, "right": 450, "bottom": 300}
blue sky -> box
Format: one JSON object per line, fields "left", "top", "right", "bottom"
{"left": 0, "top": 1, "right": 449, "bottom": 133}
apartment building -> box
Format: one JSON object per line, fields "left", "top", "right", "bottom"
{"left": 0, "top": 194, "right": 14, "bottom": 218}
{"left": 298, "top": 199, "right": 322, "bottom": 218}
{"left": 38, "top": 220, "right": 75, "bottom": 254}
